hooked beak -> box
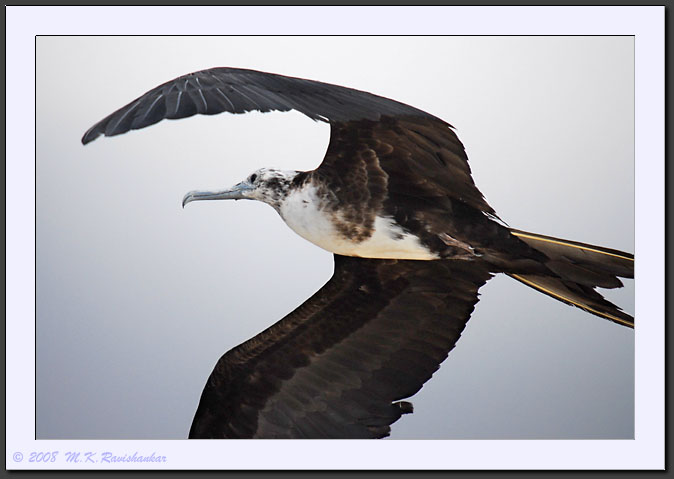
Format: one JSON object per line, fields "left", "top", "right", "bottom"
{"left": 182, "top": 181, "right": 255, "bottom": 208}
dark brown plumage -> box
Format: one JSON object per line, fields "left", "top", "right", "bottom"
{"left": 82, "top": 67, "right": 634, "bottom": 439}
{"left": 189, "top": 256, "right": 491, "bottom": 438}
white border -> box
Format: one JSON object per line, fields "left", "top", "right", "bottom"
{"left": 6, "top": 6, "right": 664, "bottom": 470}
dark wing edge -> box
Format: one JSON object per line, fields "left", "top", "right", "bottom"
{"left": 189, "top": 255, "right": 492, "bottom": 439}
{"left": 81, "top": 67, "right": 439, "bottom": 145}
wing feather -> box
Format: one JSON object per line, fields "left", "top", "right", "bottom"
{"left": 81, "top": 67, "right": 436, "bottom": 144}
{"left": 189, "top": 255, "right": 492, "bottom": 439}
{"left": 82, "top": 66, "right": 496, "bottom": 219}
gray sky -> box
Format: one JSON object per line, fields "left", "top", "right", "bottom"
{"left": 36, "top": 36, "right": 634, "bottom": 440}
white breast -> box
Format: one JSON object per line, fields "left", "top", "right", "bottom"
{"left": 277, "top": 185, "right": 438, "bottom": 260}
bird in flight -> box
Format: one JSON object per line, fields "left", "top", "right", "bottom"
{"left": 82, "top": 67, "right": 634, "bottom": 439}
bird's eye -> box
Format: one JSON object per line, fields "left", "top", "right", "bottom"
{"left": 249, "top": 174, "right": 258, "bottom": 183}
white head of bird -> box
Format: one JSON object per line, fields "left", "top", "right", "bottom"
{"left": 182, "top": 167, "right": 302, "bottom": 212}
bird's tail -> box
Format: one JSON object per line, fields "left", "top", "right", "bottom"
{"left": 507, "top": 229, "right": 634, "bottom": 328}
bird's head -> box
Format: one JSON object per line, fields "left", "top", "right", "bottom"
{"left": 182, "top": 168, "right": 301, "bottom": 211}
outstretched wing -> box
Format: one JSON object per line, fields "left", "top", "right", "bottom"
{"left": 189, "top": 255, "right": 492, "bottom": 439}
{"left": 82, "top": 66, "right": 496, "bottom": 216}
{"left": 81, "top": 67, "right": 436, "bottom": 144}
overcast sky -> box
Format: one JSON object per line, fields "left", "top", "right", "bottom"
{"left": 36, "top": 35, "right": 634, "bottom": 441}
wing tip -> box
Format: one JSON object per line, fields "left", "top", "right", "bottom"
{"left": 81, "top": 127, "right": 100, "bottom": 145}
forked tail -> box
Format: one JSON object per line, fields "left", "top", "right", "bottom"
{"left": 508, "top": 229, "right": 634, "bottom": 328}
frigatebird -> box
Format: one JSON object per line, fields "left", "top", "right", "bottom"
{"left": 82, "top": 67, "right": 634, "bottom": 439}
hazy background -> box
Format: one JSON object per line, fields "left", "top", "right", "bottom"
{"left": 36, "top": 36, "right": 634, "bottom": 439}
